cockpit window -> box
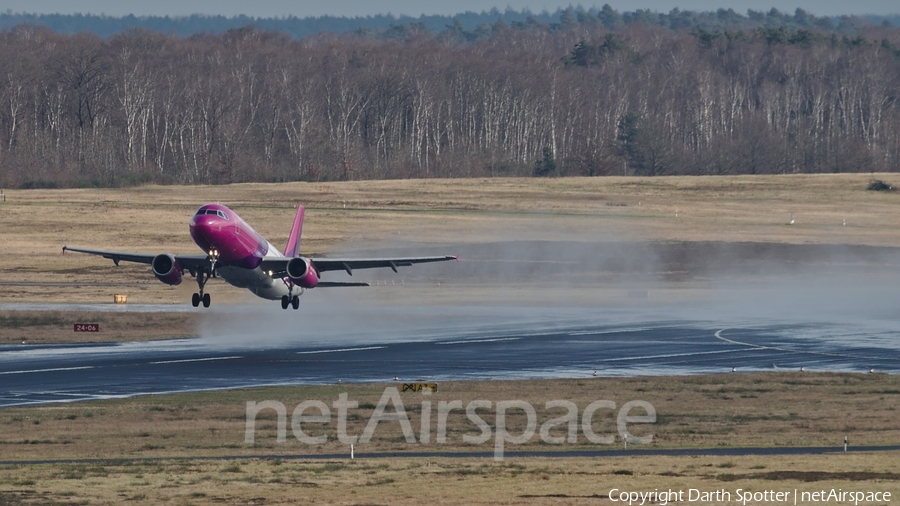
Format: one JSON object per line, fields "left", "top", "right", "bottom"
{"left": 195, "top": 209, "right": 229, "bottom": 219}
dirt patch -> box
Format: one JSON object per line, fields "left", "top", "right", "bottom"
{"left": 728, "top": 471, "right": 900, "bottom": 482}
{"left": 867, "top": 179, "right": 895, "bottom": 192}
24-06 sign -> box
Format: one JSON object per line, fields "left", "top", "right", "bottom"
{"left": 74, "top": 323, "right": 99, "bottom": 332}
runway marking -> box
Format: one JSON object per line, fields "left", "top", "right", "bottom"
{"left": 297, "top": 346, "right": 385, "bottom": 355}
{"left": 595, "top": 348, "right": 744, "bottom": 363}
{"left": 150, "top": 356, "right": 242, "bottom": 365}
{"left": 568, "top": 327, "right": 652, "bottom": 336}
{"left": 713, "top": 329, "right": 900, "bottom": 362}
{"left": 714, "top": 329, "right": 769, "bottom": 349}
{"left": 436, "top": 337, "right": 522, "bottom": 345}
{"left": 0, "top": 366, "right": 94, "bottom": 375}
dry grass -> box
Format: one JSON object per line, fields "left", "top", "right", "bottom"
{"left": 0, "top": 374, "right": 898, "bottom": 504}
{"left": 0, "top": 374, "right": 897, "bottom": 459}
{"left": 0, "top": 311, "right": 197, "bottom": 344}
{"left": 4, "top": 174, "right": 900, "bottom": 305}
{"left": 1, "top": 453, "right": 898, "bottom": 505}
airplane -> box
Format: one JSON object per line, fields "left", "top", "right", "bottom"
{"left": 63, "top": 204, "right": 457, "bottom": 309}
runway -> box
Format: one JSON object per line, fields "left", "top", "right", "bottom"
{"left": 2, "top": 314, "right": 899, "bottom": 407}
{"left": 4, "top": 238, "right": 900, "bottom": 407}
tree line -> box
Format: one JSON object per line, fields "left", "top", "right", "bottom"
{"left": 1, "top": 7, "right": 897, "bottom": 39}
{"left": 0, "top": 17, "right": 899, "bottom": 187}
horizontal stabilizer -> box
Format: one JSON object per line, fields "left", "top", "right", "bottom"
{"left": 315, "top": 281, "right": 370, "bottom": 287}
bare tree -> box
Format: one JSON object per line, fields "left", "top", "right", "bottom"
{"left": 0, "top": 22, "right": 899, "bottom": 187}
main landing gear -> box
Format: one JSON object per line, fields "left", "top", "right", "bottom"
{"left": 191, "top": 249, "right": 218, "bottom": 308}
{"left": 280, "top": 279, "right": 302, "bottom": 310}
{"left": 192, "top": 292, "right": 211, "bottom": 308}
{"left": 281, "top": 294, "right": 300, "bottom": 310}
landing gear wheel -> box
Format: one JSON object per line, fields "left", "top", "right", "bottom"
{"left": 192, "top": 265, "right": 213, "bottom": 308}
{"left": 291, "top": 295, "right": 300, "bottom": 310}
{"left": 281, "top": 295, "right": 290, "bottom": 310}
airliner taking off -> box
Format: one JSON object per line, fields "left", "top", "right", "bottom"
{"left": 63, "top": 204, "right": 456, "bottom": 309}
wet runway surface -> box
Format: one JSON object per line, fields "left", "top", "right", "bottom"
{"left": 2, "top": 316, "right": 899, "bottom": 407}
{"left": 5, "top": 239, "right": 900, "bottom": 407}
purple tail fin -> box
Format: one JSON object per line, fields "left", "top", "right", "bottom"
{"left": 284, "top": 205, "right": 305, "bottom": 257}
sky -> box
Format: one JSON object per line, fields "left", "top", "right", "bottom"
{"left": 1, "top": 0, "right": 897, "bottom": 18}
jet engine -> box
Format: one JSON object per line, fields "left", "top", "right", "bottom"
{"left": 151, "top": 254, "right": 183, "bottom": 286}
{"left": 286, "top": 257, "right": 318, "bottom": 288}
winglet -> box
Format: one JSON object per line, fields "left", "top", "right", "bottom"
{"left": 284, "top": 205, "right": 305, "bottom": 258}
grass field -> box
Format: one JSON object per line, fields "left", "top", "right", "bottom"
{"left": 4, "top": 174, "right": 900, "bottom": 306}
{"left": 0, "top": 311, "right": 197, "bottom": 344}
{"left": 1, "top": 374, "right": 898, "bottom": 504}
{"left": 2, "top": 374, "right": 898, "bottom": 460}
{"left": 4, "top": 173, "right": 900, "bottom": 341}
{"left": 2, "top": 453, "right": 896, "bottom": 505}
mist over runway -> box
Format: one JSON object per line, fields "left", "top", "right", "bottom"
{"left": 2, "top": 312, "right": 899, "bottom": 407}
{"left": 3, "top": 239, "right": 900, "bottom": 407}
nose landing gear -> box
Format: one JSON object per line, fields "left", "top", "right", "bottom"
{"left": 191, "top": 250, "right": 218, "bottom": 308}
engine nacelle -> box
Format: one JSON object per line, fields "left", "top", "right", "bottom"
{"left": 286, "top": 257, "right": 318, "bottom": 288}
{"left": 151, "top": 254, "right": 183, "bottom": 286}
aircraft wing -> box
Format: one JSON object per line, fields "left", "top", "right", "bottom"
{"left": 62, "top": 246, "right": 210, "bottom": 270}
{"left": 259, "top": 255, "right": 457, "bottom": 277}
{"left": 312, "top": 255, "right": 458, "bottom": 274}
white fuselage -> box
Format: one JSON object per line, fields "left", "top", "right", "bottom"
{"left": 217, "top": 240, "right": 295, "bottom": 300}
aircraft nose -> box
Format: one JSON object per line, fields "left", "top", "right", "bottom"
{"left": 190, "top": 217, "right": 229, "bottom": 249}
